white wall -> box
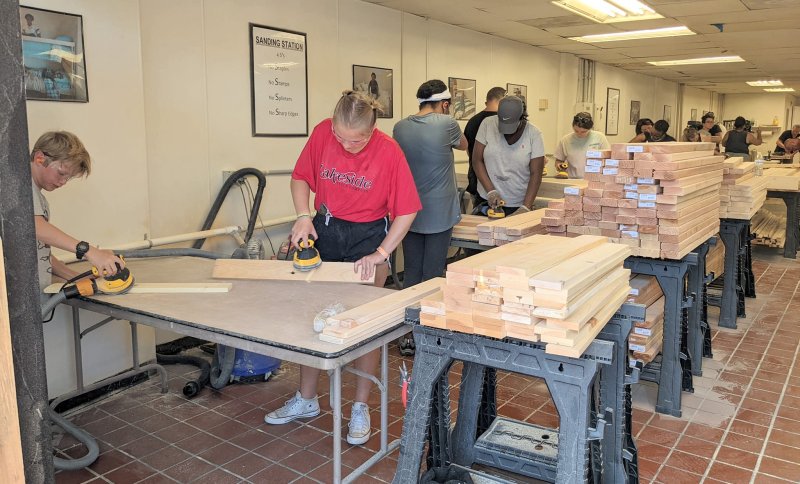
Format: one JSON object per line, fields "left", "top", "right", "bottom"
{"left": 723, "top": 93, "right": 791, "bottom": 145}
{"left": 22, "top": 0, "right": 155, "bottom": 398}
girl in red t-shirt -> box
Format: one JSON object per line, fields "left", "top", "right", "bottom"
{"left": 265, "top": 91, "right": 420, "bottom": 445}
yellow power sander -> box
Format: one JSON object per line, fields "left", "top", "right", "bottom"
{"left": 293, "top": 236, "right": 322, "bottom": 272}
{"left": 62, "top": 257, "right": 135, "bottom": 298}
{"left": 487, "top": 199, "right": 506, "bottom": 220}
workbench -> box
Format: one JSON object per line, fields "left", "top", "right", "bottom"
{"left": 766, "top": 189, "right": 800, "bottom": 259}
{"left": 394, "top": 304, "right": 644, "bottom": 483}
{"left": 52, "top": 257, "right": 406, "bottom": 484}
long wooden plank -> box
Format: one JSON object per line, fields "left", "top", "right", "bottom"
{"left": 43, "top": 282, "right": 232, "bottom": 294}
{"left": 495, "top": 235, "right": 609, "bottom": 278}
{"left": 542, "top": 284, "right": 631, "bottom": 354}
{"left": 324, "top": 277, "right": 443, "bottom": 333}
{"left": 536, "top": 269, "right": 631, "bottom": 329}
{"left": 0, "top": 239, "right": 25, "bottom": 483}
{"left": 529, "top": 243, "right": 630, "bottom": 290}
{"left": 212, "top": 259, "right": 374, "bottom": 284}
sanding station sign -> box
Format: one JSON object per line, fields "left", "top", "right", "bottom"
{"left": 249, "top": 23, "right": 308, "bottom": 137}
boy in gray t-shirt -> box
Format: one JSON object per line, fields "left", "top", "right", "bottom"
{"left": 30, "top": 131, "right": 124, "bottom": 291}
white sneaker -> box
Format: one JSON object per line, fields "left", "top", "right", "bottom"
{"left": 347, "top": 402, "right": 371, "bottom": 445}
{"left": 264, "top": 391, "right": 320, "bottom": 425}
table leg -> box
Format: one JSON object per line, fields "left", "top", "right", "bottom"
{"left": 782, "top": 195, "right": 799, "bottom": 259}
{"left": 332, "top": 366, "right": 342, "bottom": 484}
{"left": 381, "top": 343, "right": 388, "bottom": 452}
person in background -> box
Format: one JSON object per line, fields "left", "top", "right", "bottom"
{"left": 30, "top": 131, "right": 124, "bottom": 295}
{"left": 553, "top": 112, "right": 610, "bottom": 179}
{"left": 774, "top": 124, "right": 800, "bottom": 154}
{"left": 368, "top": 72, "right": 379, "bottom": 100}
{"left": 722, "top": 116, "right": 762, "bottom": 160}
{"left": 465, "top": 87, "right": 506, "bottom": 206}
{"left": 649, "top": 120, "right": 676, "bottom": 142}
{"left": 698, "top": 112, "right": 723, "bottom": 147}
{"left": 393, "top": 79, "right": 466, "bottom": 288}
{"left": 682, "top": 126, "right": 700, "bottom": 142}
{"left": 472, "top": 96, "right": 545, "bottom": 216}
{"left": 266, "top": 91, "right": 421, "bottom": 445}
{"left": 22, "top": 13, "right": 41, "bottom": 37}
{"left": 629, "top": 118, "right": 654, "bottom": 142}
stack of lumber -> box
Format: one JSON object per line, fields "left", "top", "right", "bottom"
{"left": 420, "top": 235, "right": 631, "bottom": 358}
{"left": 626, "top": 275, "right": 664, "bottom": 364}
{"left": 319, "top": 277, "right": 443, "bottom": 344}
{"left": 763, "top": 167, "right": 800, "bottom": 190}
{"left": 536, "top": 178, "right": 589, "bottom": 200}
{"left": 719, "top": 157, "right": 769, "bottom": 219}
{"left": 475, "top": 209, "right": 548, "bottom": 246}
{"left": 705, "top": 237, "right": 725, "bottom": 278}
{"left": 451, "top": 214, "right": 485, "bottom": 242}
{"left": 542, "top": 142, "right": 723, "bottom": 259}
{"left": 751, "top": 206, "right": 786, "bottom": 248}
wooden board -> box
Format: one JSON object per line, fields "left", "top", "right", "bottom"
{"left": 529, "top": 243, "right": 630, "bottom": 291}
{"left": 627, "top": 275, "right": 662, "bottom": 307}
{"left": 212, "top": 259, "right": 373, "bottom": 284}
{"left": 0, "top": 238, "right": 25, "bottom": 483}
{"left": 320, "top": 278, "right": 444, "bottom": 343}
{"left": 43, "top": 282, "right": 232, "bottom": 294}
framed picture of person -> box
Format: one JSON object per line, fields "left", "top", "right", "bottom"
{"left": 448, "top": 77, "right": 476, "bottom": 120}
{"left": 630, "top": 100, "right": 641, "bottom": 125}
{"left": 506, "top": 83, "right": 527, "bottom": 104}
{"left": 353, "top": 65, "right": 393, "bottom": 118}
{"left": 606, "top": 88, "right": 620, "bottom": 136}
{"left": 19, "top": 6, "right": 88, "bottom": 102}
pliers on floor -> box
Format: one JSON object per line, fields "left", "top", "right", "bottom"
{"left": 399, "top": 362, "right": 410, "bottom": 409}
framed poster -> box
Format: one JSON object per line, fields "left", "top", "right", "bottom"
{"left": 629, "top": 100, "right": 640, "bottom": 125}
{"left": 506, "top": 83, "right": 527, "bottom": 104}
{"left": 663, "top": 105, "right": 672, "bottom": 125}
{"left": 448, "top": 77, "right": 477, "bottom": 120}
{"left": 690, "top": 108, "right": 698, "bottom": 121}
{"left": 20, "top": 6, "right": 88, "bottom": 102}
{"left": 606, "top": 88, "right": 620, "bottom": 136}
{"left": 249, "top": 23, "right": 308, "bottom": 137}
{"left": 353, "top": 65, "right": 392, "bottom": 118}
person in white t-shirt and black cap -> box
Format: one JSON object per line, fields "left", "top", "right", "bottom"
{"left": 471, "top": 95, "right": 546, "bottom": 217}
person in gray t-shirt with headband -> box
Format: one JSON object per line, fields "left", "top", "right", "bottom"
{"left": 394, "top": 79, "right": 467, "bottom": 288}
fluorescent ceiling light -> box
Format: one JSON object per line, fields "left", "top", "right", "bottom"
{"left": 647, "top": 56, "right": 745, "bottom": 66}
{"left": 746, "top": 80, "right": 783, "bottom": 87}
{"left": 764, "top": 87, "right": 795, "bottom": 92}
{"left": 570, "top": 26, "right": 694, "bottom": 43}
{"left": 552, "top": 0, "right": 663, "bottom": 23}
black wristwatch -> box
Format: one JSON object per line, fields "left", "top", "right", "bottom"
{"left": 75, "top": 241, "right": 90, "bottom": 260}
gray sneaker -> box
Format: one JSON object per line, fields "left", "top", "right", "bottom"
{"left": 347, "top": 402, "right": 371, "bottom": 445}
{"left": 264, "top": 391, "right": 320, "bottom": 425}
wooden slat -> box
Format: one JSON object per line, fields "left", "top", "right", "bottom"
{"left": 44, "top": 282, "right": 232, "bottom": 294}
{"left": 529, "top": 243, "right": 631, "bottom": 291}
{"left": 0, "top": 238, "right": 25, "bottom": 483}
{"left": 212, "top": 259, "right": 373, "bottom": 284}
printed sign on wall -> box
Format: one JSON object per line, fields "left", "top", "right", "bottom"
{"left": 250, "top": 24, "right": 308, "bottom": 137}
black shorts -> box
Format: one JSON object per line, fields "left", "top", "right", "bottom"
{"left": 312, "top": 213, "right": 388, "bottom": 262}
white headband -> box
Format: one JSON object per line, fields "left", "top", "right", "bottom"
{"left": 417, "top": 89, "right": 452, "bottom": 104}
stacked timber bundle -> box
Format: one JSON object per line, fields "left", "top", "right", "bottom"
{"left": 541, "top": 142, "right": 724, "bottom": 259}
{"left": 719, "top": 157, "right": 769, "bottom": 219}
{"left": 625, "top": 275, "right": 664, "bottom": 364}
{"left": 751, "top": 205, "right": 786, "bottom": 248}
{"left": 451, "top": 214, "right": 485, "bottom": 242}
{"left": 419, "top": 235, "right": 632, "bottom": 357}
{"left": 475, "top": 209, "right": 548, "bottom": 246}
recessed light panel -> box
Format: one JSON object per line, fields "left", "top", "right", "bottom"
{"left": 570, "top": 26, "right": 694, "bottom": 43}
{"left": 648, "top": 56, "right": 745, "bottom": 66}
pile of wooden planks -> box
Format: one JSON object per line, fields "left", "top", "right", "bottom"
{"left": 719, "top": 157, "right": 769, "bottom": 219}
{"left": 419, "top": 235, "right": 631, "bottom": 358}
{"left": 751, "top": 205, "right": 786, "bottom": 248}
{"left": 475, "top": 208, "right": 548, "bottom": 246}
{"left": 451, "top": 214, "right": 485, "bottom": 242}
{"left": 625, "top": 275, "right": 664, "bottom": 364}
{"left": 705, "top": 237, "right": 725, "bottom": 279}
{"left": 319, "top": 277, "right": 443, "bottom": 344}
{"left": 541, "top": 143, "right": 723, "bottom": 259}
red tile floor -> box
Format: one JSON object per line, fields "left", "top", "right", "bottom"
{"left": 54, "top": 246, "right": 800, "bottom": 483}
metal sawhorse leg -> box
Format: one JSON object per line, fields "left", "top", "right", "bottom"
{"left": 767, "top": 190, "right": 800, "bottom": 259}
{"left": 717, "top": 219, "right": 750, "bottom": 329}
{"left": 49, "top": 306, "right": 168, "bottom": 410}
{"left": 624, "top": 254, "right": 697, "bottom": 417}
